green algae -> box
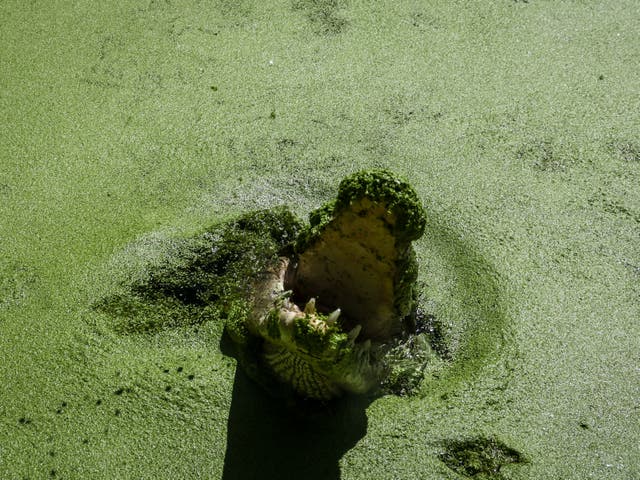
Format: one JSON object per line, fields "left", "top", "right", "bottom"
{"left": 94, "top": 206, "right": 302, "bottom": 334}
{"left": 1, "top": 0, "right": 639, "bottom": 478}
{"left": 298, "top": 169, "right": 426, "bottom": 251}
{"left": 439, "top": 437, "right": 527, "bottom": 479}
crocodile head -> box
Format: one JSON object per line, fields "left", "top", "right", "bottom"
{"left": 237, "top": 170, "right": 427, "bottom": 400}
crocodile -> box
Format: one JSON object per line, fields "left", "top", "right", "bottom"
{"left": 226, "top": 170, "right": 427, "bottom": 399}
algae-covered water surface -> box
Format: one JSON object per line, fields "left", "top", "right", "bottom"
{"left": 1, "top": 1, "right": 639, "bottom": 479}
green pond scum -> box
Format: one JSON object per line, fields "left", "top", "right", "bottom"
{"left": 94, "top": 206, "right": 302, "bottom": 334}
{"left": 1, "top": 0, "right": 639, "bottom": 478}
{"left": 438, "top": 437, "right": 528, "bottom": 480}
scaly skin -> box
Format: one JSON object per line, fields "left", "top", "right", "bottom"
{"left": 246, "top": 258, "right": 382, "bottom": 400}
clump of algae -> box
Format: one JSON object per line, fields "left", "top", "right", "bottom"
{"left": 95, "top": 206, "right": 302, "bottom": 334}
{"left": 439, "top": 437, "right": 528, "bottom": 479}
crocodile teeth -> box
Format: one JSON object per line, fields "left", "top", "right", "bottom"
{"left": 348, "top": 324, "right": 362, "bottom": 343}
{"left": 326, "top": 308, "right": 341, "bottom": 325}
{"left": 304, "top": 297, "right": 316, "bottom": 315}
{"left": 279, "top": 309, "right": 297, "bottom": 325}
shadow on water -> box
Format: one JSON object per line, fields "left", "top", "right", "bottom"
{"left": 220, "top": 336, "right": 371, "bottom": 480}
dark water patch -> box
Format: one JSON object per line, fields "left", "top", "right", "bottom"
{"left": 380, "top": 329, "right": 433, "bottom": 396}
{"left": 79, "top": 34, "right": 125, "bottom": 90}
{"left": 215, "top": 0, "right": 255, "bottom": 25}
{"left": 439, "top": 437, "right": 527, "bottom": 479}
{"left": 404, "top": 11, "right": 441, "bottom": 31}
{"left": 381, "top": 93, "right": 444, "bottom": 128}
{"left": 386, "top": 106, "right": 418, "bottom": 126}
{"left": 415, "top": 303, "right": 452, "bottom": 360}
{"left": 588, "top": 190, "right": 640, "bottom": 224}
{"left": 622, "top": 261, "right": 640, "bottom": 277}
{"left": 601, "top": 200, "right": 640, "bottom": 223}
{"left": 610, "top": 140, "right": 640, "bottom": 163}
{"left": 292, "top": 0, "right": 349, "bottom": 35}
{"left": 275, "top": 137, "right": 299, "bottom": 155}
{"left": 377, "top": 295, "right": 453, "bottom": 396}
{"left": 516, "top": 139, "right": 570, "bottom": 172}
